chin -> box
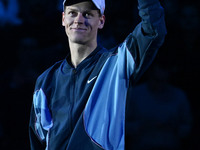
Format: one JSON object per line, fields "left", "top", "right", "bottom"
{"left": 69, "top": 36, "right": 88, "bottom": 44}
{"left": 70, "top": 39, "right": 87, "bottom": 44}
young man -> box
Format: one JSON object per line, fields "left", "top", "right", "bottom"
{"left": 29, "top": 0, "right": 167, "bottom": 149}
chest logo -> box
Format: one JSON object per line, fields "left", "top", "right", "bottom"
{"left": 87, "top": 76, "right": 97, "bottom": 84}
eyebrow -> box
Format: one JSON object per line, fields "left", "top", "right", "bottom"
{"left": 66, "top": 7, "right": 97, "bottom": 13}
{"left": 66, "top": 6, "right": 78, "bottom": 10}
{"left": 66, "top": 7, "right": 78, "bottom": 11}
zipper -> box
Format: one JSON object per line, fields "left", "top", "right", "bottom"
{"left": 69, "top": 69, "right": 77, "bottom": 133}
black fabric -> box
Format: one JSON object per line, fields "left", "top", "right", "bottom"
{"left": 64, "top": 0, "right": 98, "bottom": 10}
{"left": 67, "top": 114, "right": 104, "bottom": 150}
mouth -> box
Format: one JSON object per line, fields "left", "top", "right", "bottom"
{"left": 71, "top": 27, "right": 87, "bottom": 32}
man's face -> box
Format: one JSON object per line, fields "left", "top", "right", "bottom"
{"left": 62, "top": 1, "right": 105, "bottom": 45}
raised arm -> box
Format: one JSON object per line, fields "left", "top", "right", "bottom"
{"left": 126, "top": 0, "right": 167, "bottom": 82}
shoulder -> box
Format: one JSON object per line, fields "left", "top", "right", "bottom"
{"left": 34, "top": 60, "right": 65, "bottom": 90}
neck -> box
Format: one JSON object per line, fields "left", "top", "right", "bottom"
{"left": 69, "top": 42, "right": 97, "bottom": 68}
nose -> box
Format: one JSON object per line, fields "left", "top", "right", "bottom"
{"left": 74, "top": 13, "right": 85, "bottom": 24}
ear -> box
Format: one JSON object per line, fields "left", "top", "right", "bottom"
{"left": 98, "top": 15, "right": 105, "bottom": 29}
{"left": 62, "top": 12, "right": 65, "bottom": 26}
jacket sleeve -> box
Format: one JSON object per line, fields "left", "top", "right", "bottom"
{"left": 126, "top": 0, "right": 167, "bottom": 82}
{"left": 29, "top": 104, "right": 46, "bottom": 150}
{"left": 29, "top": 82, "right": 53, "bottom": 150}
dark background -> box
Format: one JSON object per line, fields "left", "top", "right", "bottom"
{"left": 0, "top": 0, "right": 199, "bottom": 149}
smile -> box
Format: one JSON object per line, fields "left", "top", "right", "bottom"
{"left": 71, "top": 28, "right": 87, "bottom": 32}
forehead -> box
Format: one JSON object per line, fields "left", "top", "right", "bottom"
{"left": 65, "top": 1, "right": 98, "bottom": 12}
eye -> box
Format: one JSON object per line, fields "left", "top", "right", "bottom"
{"left": 83, "top": 12, "right": 93, "bottom": 18}
{"left": 68, "top": 11, "right": 77, "bottom": 17}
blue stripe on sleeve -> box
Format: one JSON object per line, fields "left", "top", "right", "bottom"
{"left": 33, "top": 88, "right": 53, "bottom": 149}
{"left": 84, "top": 42, "right": 135, "bottom": 150}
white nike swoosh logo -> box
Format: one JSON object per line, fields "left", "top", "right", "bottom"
{"left": 87, "top": 76, "right": 97, "bottom": 84}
